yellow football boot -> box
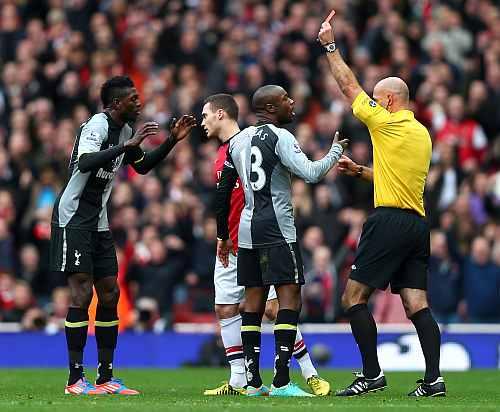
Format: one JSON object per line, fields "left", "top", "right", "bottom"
{"left": 203, "top": 381, "right": 246, "bottom": 396}
{"left": 306, "top": 375, "right": 331, "bottom": 396}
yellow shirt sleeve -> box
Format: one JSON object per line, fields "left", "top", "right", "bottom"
{"left": 351, "top": 90, "right": 391, "bottom": 132}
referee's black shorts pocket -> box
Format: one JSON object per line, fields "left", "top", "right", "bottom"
{"left": 391, "top": 218, "right": 430, "bottom": 293}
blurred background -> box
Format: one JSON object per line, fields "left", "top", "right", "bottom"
{"left": 0, "top": 0, "right": 499, "bottom": 368}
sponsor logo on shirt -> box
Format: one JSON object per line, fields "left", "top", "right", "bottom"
{"left": 89, "top": 131, "right": 101, "bottom": 141}
{"left": 96, "top": 168, "right": 115, "bottom": 180}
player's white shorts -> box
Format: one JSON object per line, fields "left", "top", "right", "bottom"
{"left": 214, "top": 253, "right": 277, "bottom": 304}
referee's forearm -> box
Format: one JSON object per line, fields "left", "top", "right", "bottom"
{"left": 359, "top": 166, "right": 373, "bottom": 182}
{"left": 325, "top": 51, "right": 361, "bottom": 101}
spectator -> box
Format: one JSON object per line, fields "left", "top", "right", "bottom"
{"left": 303, "top": 246, "right": 336, "bottom": 322}
{"left": 427, "top": 231, "right": 462, "bottom": 323}
{"left": 435, "top": 95, "right": 488, "bottom": 170}
{"left": 462, "top": 237, "right": 500, "bottom": 322}
{"left": 128, "top": 237, "right": 184, "bottom": 327}
{"left": 1, "top": 280, "right": 36, "bottom": 323}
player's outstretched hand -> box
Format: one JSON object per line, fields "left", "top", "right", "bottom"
{"left": 126, "top": 122, "right": 159, "bottom": 148}
{"left": 217, "top": 238, "right": 235, "bottom": 268}
{"left": 170, "top": 115, "right": 197, "bottom": 142}
{"left": 337, "top": 155, "right": 358, "bottom": 176}
{"left": 318, "top": 9, "right": 336, "bottom": 45}
{"left": 333, "top": 131, "right": 349, "bottom": 151}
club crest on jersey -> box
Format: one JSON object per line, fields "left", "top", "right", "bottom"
{"left": 74, "top": 250, "right": 81, "bottom": 266}
{"left": 369, "top": 100, "right": 377, "bottom": 107}
{"left": 293, "top": 143, "right": 302, "bottom": 153}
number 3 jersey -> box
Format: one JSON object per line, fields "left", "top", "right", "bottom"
{"left": 216, "top": 123, "right": 344, "bottom": 249}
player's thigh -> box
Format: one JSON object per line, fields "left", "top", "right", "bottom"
{"left": 262, "top": 242, "right": 304, "bottom": 286}
{"left": 214, "top": 253, "right": 244, "bottom": 305}
{"left": 92, "top": 231, "right": 118, "bottom": 281}
{"left": 391, "top": 215, "right": 430, "bottom": 294}
{"left": 237, "top": 247, "right": 263, "bottom": 287}
{"left": 50, "top": 227, "right": 94, "bottom": 275}
{"left": 349, "top": 210, "right": 406, "bottom": 291}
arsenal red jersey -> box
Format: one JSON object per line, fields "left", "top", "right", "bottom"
{"left": 214, "top": 142, "right": 244, "bottom": 251}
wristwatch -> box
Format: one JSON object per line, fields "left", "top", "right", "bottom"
{"left": 323, "top": 42, "right": 337, "bottom": 53}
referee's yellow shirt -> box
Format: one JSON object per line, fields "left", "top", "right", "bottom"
{"left": 352, "top": 91, "right": 432, "bottom": 217}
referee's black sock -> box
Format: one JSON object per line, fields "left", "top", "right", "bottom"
{"left": 347, "top": 303, "right": 381, "bottom": 379}
{"left": 95, "top": 305, "right": 119, "bottom": 385}
{"left": 65, "top": 307, "right": 89, "bottom": 385}
{"left": 241, "top": 312, "right": 263, "bottom": 388}
{"left": 272, "top": 309, "right": 299, "bottom": 388}
{"left": 410, "top": 307, "right": 441, "bottom": 383}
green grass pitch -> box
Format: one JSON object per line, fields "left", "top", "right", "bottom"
{"left": 0, "top": 368, "right": 498, "bottom": 411}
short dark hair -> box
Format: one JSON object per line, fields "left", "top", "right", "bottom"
{"left": 203, "top": 93, "right": 238, "bottom": 120}
{"left": 100, "top": 76, "right": 135, "bottom": 107}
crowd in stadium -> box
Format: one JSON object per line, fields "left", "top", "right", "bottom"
{"left": 0, "top": 0, "right": 499, "bottom": 331}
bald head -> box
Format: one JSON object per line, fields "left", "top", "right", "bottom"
{"left": 373, "top": 77, "right": 409, "bottom": 112}
{"left": 252, "top": 84, "right": 295, "bottom": 125}
{"left": 252, "top": 85, "right": 285, "bottom": 110}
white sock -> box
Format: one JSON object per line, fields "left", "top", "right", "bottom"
{"left": 293, "top": 327, "right": 318, "bottom": 380}
{"left": 220, "top": 314, "right": 246, "bottom": 388}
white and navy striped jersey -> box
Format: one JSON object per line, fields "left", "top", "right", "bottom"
{"left": 51, "top": 112, "right": 135, "bottom": 231}
{"left": 216, "top": 123, "right": 343, "bottom": 249}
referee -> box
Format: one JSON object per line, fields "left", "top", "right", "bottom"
{"left": 318, "top": 12, "right": 445, "bottom": 397}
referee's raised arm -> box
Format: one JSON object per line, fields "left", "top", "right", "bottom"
{"left": 317, "top": 10, "right": 363, "bottom": 104}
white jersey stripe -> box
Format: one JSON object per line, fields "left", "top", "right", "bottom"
{"left": 61, "top": 228, "right": 67, "bottom": 271}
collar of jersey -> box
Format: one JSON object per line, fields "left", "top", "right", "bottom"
{"left": 103, "top": 111, "right": 125, "bottom": 130}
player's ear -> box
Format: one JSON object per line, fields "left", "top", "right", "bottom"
{"left": 217, "top": 109, "right": 224, "bottom": 120}
{"left": 265, "top": 103, "right": 276, "bottom": 113}
{"left": 112, "top": 97, "right": 121, "bottom": 110}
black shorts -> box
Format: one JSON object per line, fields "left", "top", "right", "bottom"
{"left": 350, "top": 207, "right": 430, "bottom": 293}
{"left": 237, "top": 242, "right": 305, "bottom": 287}
{"left": 50, "top": 226, "right": 118, "bottom": 279}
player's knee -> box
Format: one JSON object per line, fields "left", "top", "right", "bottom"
{"left": 71, "top": 289, "right": 93, "bottom": 309}
{"left": 264, "top": 300, "right": 278, "bottom": 321}
{"left": 69, "top": 280, "right": 93, "bottom": 308}
{"left": 99, "top": 285, "right": 120, "bottom": 308}
{"left": 400, "top": 291, "right": 428, "bottom": 318}
{"left": 341, "top": 292, "right": 352, "bottom": 311}
{"left": 404, "top": 301, "right": 428, "bottom": 318}
{"left": 215, "top": 304, "right": 239, "bottom": 320}
{"left": 341, "top": 290, "right": 365, "bottom": 311}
